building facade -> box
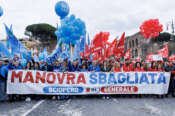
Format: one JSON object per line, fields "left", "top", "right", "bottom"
{"left": 125, "top": 32, "right": 160, "bottom": 60}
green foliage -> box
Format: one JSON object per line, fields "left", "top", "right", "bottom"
{"left": 168, "top": 42, "right": 175, "bottom": 55}
{"left": 25, "top": 23, "right": 57, "bottom": 41}
{"left": 152, "top": 32, "right": 175, "bottom": 42}
{"left": 151, "top": 32, "right": 175, "bottom": 55}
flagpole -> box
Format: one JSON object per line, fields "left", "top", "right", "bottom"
{"left": 70, "top": 45, "right": 74, "bottom": 61}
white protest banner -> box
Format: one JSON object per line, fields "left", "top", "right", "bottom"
{"left": 7, "top": 70, "right": 170, "bottom": 95}
{"left": 152, "top": 55, "right": 163, "bottom": 61}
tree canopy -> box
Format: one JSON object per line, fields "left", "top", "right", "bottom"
{"left": 151, "top": 32, "right": 175, "bottom": 55}
{"left": 152, "top": 32, "right": 175, "bottom": 42}
{"left": 25, "top": 23, "right": 57, "bottom": 42}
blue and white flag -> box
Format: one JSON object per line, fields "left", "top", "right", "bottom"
{"left": 4, "top": 24, "right": 27, "bottom": 57}
{"left": 0, "top": 42, "right": 11, "bottom": 59}
{"left": 80, "top": 35, "right": 86, "bottom": 52}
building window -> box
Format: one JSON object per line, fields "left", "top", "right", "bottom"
{"left": 132, "top": 50, "right": 134, "bottom": 58}
{"left": 135, "top": 49, "right": 138, "bottom": 57}
{"left": 136, "top": 38, "right": 138, "bottom": 47}
{"left": 129, "top": 41, "right": 131, "bottom": 48}
{"left": 132, "top": 40, "right": 134, "bottom": 48}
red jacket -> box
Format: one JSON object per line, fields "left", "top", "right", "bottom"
{"left": 157, "top": 69, "right": 164, "bottom": 72}
{"left": 129, "top": 64, "right": 134, "bottom": 71}
{"left": 114, "top": 67, "right": 121, "bottom": 72}
{"left": 150, "top": 68, "right": 158, "bottom": 72}
{"left": 123, "top": 64, "right": 132, "bottom": 72}
{"left": 134, "top": 67, "right": 144, "bottom": 72}
{"left": 171, "top": 71, "right": 175, "bottom": 74}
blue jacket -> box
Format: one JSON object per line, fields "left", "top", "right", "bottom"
{"left": 0, "top": 65, "right": 8, "bottom": 83}
{"left": 80, "top": 69, "right": 88, "bottom": 72}
{"left": 40, "top": 64, "right": 47, "bottom": 71}
{"left": 8, "top": 63, "right": 16, "bottom": 70}
{"left": 88, "top": 65, "right": 101, "bottom": 72}
{"left": 53, "top": 65, "right": 61, "bottom": 72}
{"left": 69, "top": 64, "right": 80, "bottom": 72}
{"left": 32, "top": 67, "right": 40, "bottom": 70}
{"left": 8, "top": 63, "right": 22, "bottom": 70}
{"left": 16, "top": 66, "right": 23, "bottom": 70}
{"left": 47, "top": 65, "right": 54, "bottom": 72}
{"left": 59, "top": 65, "right": 69, "bottom": 72}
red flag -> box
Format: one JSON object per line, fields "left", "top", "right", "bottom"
{"left": 91, "top": 46, "right": 102, "bottom": 53}
{"left": 91, "top": 32, "right": 111, "bottom": 61}
{"left": 124, "top": 48, "right": 131, "bottom": 60}
{"left": 168, "top": 54, "right": 175, "bottom": 61}
{"left": 92, "top": 53, "right": 99, "bottom": 61}
{"left": 81, "top": 45, "right": 91, "bottom": 59}
{"left": 92, "top": 32, "right": 109, "bottom": 47}
{"left": 112, "top": 38, "right": 118, "bottom": 45}
{"left": 146, "top": 52, "right": 154, "bottom": 62}
{"left": 135, "top": 57, "right": 141, "bottom": 62}
{"left": 158, "top": 44, "right": 169, "bottom": 58}
{"left": 106, "top": 45, "right": 113, "bottom": 58}
{"left": 117, "top": 32, "right": 125, "bottom": 54}
{"left": 113, "top": 39, "right": 118, "bottom": 55}
{"left": 105, "top": 39, "right": 118, "bottom": 58}
{"left": 114, "top": 32, "right": 125, "bottom": 58}
{"left": 103, "top": 42, "right": 112, "bottom": 59}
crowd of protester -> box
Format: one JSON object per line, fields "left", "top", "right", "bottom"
{"left": 1, "top": 54, "right": 175, "bottom": 102}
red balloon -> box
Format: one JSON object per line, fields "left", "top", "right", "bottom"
{"left": 139, "top": 19, "right": 163, "bottom": 39}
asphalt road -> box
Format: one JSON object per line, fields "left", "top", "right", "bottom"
{"left": 0, "top": 96, "right": 175, "bottom": 116}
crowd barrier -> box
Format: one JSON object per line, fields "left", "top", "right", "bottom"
{"left": 7, "top": 70, "right": 170, "bottom": 95}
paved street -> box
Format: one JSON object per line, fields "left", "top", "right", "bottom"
{"left": 0, "top": 96, "right": 175, "bottom": 116}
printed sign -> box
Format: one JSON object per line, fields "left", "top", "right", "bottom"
{"left": 7, "top": 70, "right": 170, "bottom": 95}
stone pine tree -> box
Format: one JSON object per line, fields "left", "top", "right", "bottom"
{"left": 25, "top": 23, "right": 57, "bottom": 51}
{"left": 25, "top": 23, "right": 57, "bottom": 42}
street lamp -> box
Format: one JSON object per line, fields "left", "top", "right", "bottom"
{"left": 166, "top": 19, "right": 175, "bottom": 41}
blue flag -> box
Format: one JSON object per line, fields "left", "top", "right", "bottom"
{"left": 22, "top": 51, "right": 32, "bottom": 61}
{"left": 73, "top": 40, "right": 81, "bottom": 61}
{"left": 4, "top": 24, "right": 26, "bottom": 57}
{"left": 46, "top": 39, "right": 62, "bottom": 63}
{"left": 88, "top": 33, "right": 90, "bottom": 46}
{"left": 61, "top": 44, "right": 70, "bottom": 60}
{"left": 87, "top": 33, "right": 92, "bottom": 60}
{"left": 4, "top": 24, "right": 31, "bottom": 60}
{"left": 33, "top": 55, "right": 39, "bottom": 62}
{"left": 43, "top": 48, "right": 48, "bottom": 57}
{"left": 0, "top": 42, "right": 11, "bottom": 59}
{"left": 6, "top": 24, "right": 13, "bottom": 49}
{"left": 39, "top": 48, "right": 48, "bottom": 61}
{"left": 80, "top": 35, "right": 86, "bottom": 52}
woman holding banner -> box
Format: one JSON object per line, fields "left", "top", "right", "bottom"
{"left": 150, "top": 61, "right": 158, "bottom": 72}
{"left": 123, "top": 60, "right": 133, "bottom": 72}
{"left": 80, "top": 64, "right": 88, "bottom": 72}
{"left": 134, "top": 62, "right": 145, "bottom": 72}
{"left": 101, "top": 61, "right": 111, "bottom": 72}
{"left": 88, "top": 61, "right": 101, "bottom": 72}
{"left": 111, "top": 62, "right": 121, "bottom": 72}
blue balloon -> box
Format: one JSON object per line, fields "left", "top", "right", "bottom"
{"left": 55, "top": 1, "right": 69, "bottom": 19}
{"left": 20, "top": 59, "right": 27, "bottom": 67}
{"left": 55, "top": 14, "right": 86, "bottom": 45}
{"left": 0, "top": 6, "right": 3, "bottom": 17}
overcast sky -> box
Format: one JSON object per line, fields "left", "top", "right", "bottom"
{"left": 0, "top": 0, "right": 174, "bottom": 41}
